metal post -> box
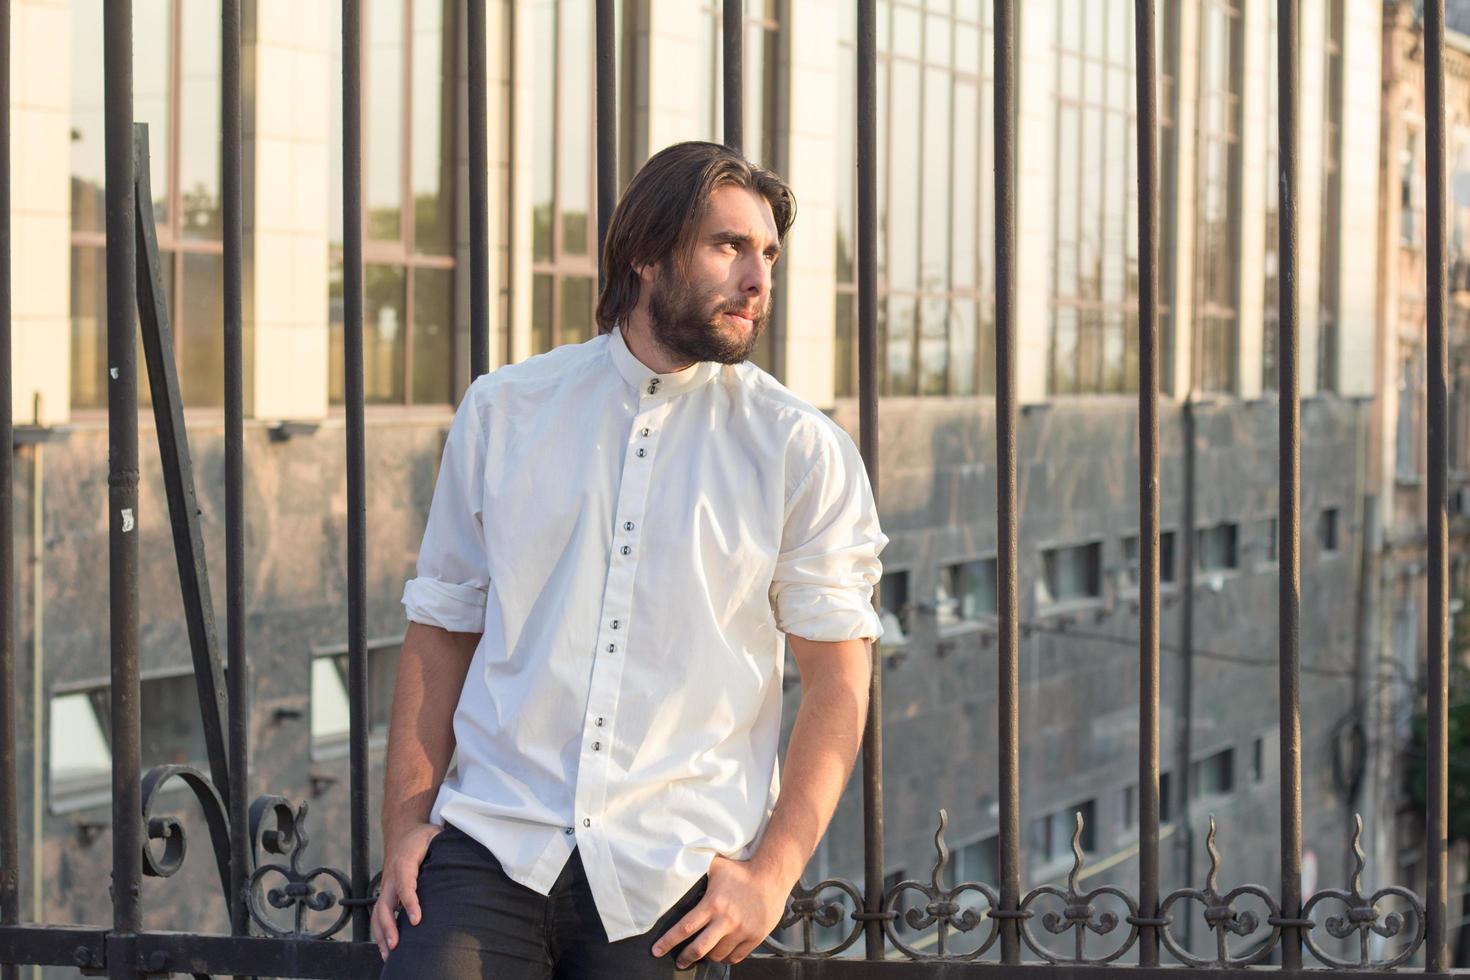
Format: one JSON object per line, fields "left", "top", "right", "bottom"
{"left": 469, "top": 0, "right": 490, "bottom": 380}
{"left": 1425, "top": 0, "right": 1451, "bottom": 971}
{"left": 595, "top": 0, "right": 615, "bottom": 287}
{"left": 855, "top": 0, "right": 885, "bottom": 961}
{"left": 723, "top": 0, "right": 743, "bottom": 153}
{"left": 104, "top": 2, "right": 143, "bottom": 976}
{"left": 1275, "top": 0, "right": 1303, "bottom": 969}
{"left": 0, "top": 0, "right": 15, "bottom": 975}
{"left": 994, "top": 0, "right": 1022, "bottom": 966}
{"left": 1134, "top": 0, "right": 1161, "bottom": 967}
{"left": 221, "top": 0, "right": 250, "bottom": 947}
{"left": 341, "top": 0, "right": 371, "bottom": 943}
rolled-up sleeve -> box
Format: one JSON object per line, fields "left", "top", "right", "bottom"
{"left": 768, "top": 427, "right": 889, "bottom": 642}
{"left": 402, "top": 388, "right": 490, "bottom": 633}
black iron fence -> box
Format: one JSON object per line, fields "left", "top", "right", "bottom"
{"left": 0, "top": 0, "right": 1464, "bottom": 977}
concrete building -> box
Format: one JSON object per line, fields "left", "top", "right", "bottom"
{"left": 4, "top": 0, "right": 1451, "bottom": 965}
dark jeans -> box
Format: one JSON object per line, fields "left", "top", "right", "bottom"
{"left": 380, "top": 822, "right": 731, "bottom": 979}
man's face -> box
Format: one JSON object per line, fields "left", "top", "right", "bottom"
{"left": 644, "top": 184, "right": 781, "bottom": 365}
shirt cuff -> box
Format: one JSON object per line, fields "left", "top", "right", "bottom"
{"left": 771, "top": 586, "right": 885, "bottom": 643}
{"left": 402, "top": 577, "right": 488, "bottom": 633}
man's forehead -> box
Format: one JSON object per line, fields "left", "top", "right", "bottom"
{"left": 699, "top": 185, "right": 778, "bottom": 242}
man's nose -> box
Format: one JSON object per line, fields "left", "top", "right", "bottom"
{"left": 739, "top": 254, "right": 771, "bottom": 296}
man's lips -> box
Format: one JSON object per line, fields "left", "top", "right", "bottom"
{"left": 721, "top": 310, "right": 756, "bottom": 325}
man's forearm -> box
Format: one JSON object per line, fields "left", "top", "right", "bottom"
{"left": 381, "top": 621, "right": 480, "bottom": 844}
{"left": 749, "top": 637, "right": 872, "bottom": 889}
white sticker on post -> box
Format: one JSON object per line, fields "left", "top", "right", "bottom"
{"left": 121, "top": 508, "right": 135, "bottom": 533}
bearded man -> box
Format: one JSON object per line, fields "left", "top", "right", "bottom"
{"left": 372, "top": 141, "right": 887, "bottom": 979}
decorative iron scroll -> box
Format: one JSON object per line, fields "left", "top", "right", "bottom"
{"left": 756, "top": 807, "right": 1429, "bottom": 969}
{"left": 137, "top": 765, "right": 376, "bottom": 941}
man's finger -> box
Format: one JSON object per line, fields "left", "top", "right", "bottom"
{"left": 398, "top": 868, "right": 423, "bottom": 926}
{"left": 374, "top": 882, "right": 401, "bottom": 959}
{"left": 651, "top": 901, "right": 713, "bottom": 957}
{"left": 729, "top": 937, "right": 764, "bottom": 964}
{"left": 675, "top": 921, "right": 729, "bottom": 971}
{"left": 706, "top": 930, "right": 744, "bottom": 965}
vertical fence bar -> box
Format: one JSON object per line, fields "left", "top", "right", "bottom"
{"left": 468, "top": 0, "right": 490, "bottom": 379}
{"left": 855, "top": 0, "right": 885, "bottom": 960}
{"left": 0, "top": 0, "right": 15, "bottom": 974}
{"left": 342, "top": 0, "right": 371, "bottom": 943}
{"left": 104, "top": 1, "right": 143, "bottom": 975}
{"left": 595, "top": 0, "right": 615, "bottom": 284}
{"left": 1133, "top": 0, "right": 1161, "bottom": 967}
{"left": 1425, "top": 0, "right": 1450, "bottom": 971}
{"left": 994, "top": 0, "right": 1021, "bottom": 966}
{"left": 1275, "top": 0, "right": 1303, "bottom": 969}
{"left": 221, "top": 0, "right": 249, "bottom": 945}
{"left": 722, "top": 0, "right": 743, "bottom": 153}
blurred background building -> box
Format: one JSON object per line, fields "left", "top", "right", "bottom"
{"left": 5, "top": 0, "right": 1469, "bottom": 966}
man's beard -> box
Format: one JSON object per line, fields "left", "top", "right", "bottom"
{"left": 645, "top": 270, "right": 768, "bottom": 365}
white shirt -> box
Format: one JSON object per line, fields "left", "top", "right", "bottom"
{"left": 402, "top": 325, "right": 887, "bottom": 941}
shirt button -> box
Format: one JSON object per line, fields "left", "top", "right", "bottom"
{"left": 584, "top": 818, "right": 592, "bottom": 827}
{"left": 593, "top": 741, "right": 601, "bottom": 751}
{"left": 621, "top": 545, "right": 632, "bottom": 556}
{"left": 611, "top": 620, "right": 620, "bottom": 629}
{"left": 608, "top": 643, "right": 616, "bottom": 653}
{"left": 640, "top": 427, "right": 651, "bottom": 437}
{"left": 596, "top": 717, "right": 605, "bottom": 726}
{"left": 624, "top": 521, "right": 634, "bottom": 531}
{"left": 636, "top": 448, "right": 647, "bottom": 458}
{"left": 565, "top": 827, "right": 574, "bottom": 835}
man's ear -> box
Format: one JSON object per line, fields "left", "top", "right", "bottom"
{"left": 635, "top": 260, "right": 659, "bottom": 285}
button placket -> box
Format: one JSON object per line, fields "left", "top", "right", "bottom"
{"left": 574, "top": 399, "right": 671, "bottom": 830}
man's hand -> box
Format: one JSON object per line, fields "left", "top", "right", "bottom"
{"left": 370, "top": 822, "right": 444, "bottom": 961}
{"left": 650, "top": 854, "right": 792, "bottom": 968}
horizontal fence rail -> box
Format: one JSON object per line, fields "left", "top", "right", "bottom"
{"left": 0, "top": 0, "right": 1464, "bottom": 976}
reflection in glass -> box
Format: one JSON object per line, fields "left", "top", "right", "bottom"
{"left": 560, "top": 0, "right": 592, "bottom": 255}
{"left": 180, "top": 0, "right": 223, "bottom": 240}
{"left": 561, "top": 276, "right": 594, "bottom": 347}
{"left": 834, "top": 292, "right": 855, "bottom": 398}
{"left": 921, "top": 65, "right": 951, "bottom": 292}
{"left": 179, "top": 253, "right": 225, "bottom": 407}
{"left": 413, "top": 0, "right": 455, "bottom": 255}
{"left": 69, "top": 246, "right": 108, "bottom": 411}
{"left": 364, "top": 265, "right": 407, "bottom": 403}
{"left": 951, "top": 301, "right": 977, "bottom": 396}
{"left": 886, "top": 295, "right": 915, "bottom": 396}
{"left": 888, "top": 61, "right": 920, "bottom": 292}
{"left": 368, "top": 0, "right": 405, "bottom": 240}
{"left": 70, "top": 1, "right": 107, "bottom": 234}
{"left": 137, "top": 0, "right": 172, "bottom": 224}
{"left": 532, "top": 273, "right": 554, "bottom": 355}
{"left": 919, "top": 297, "right": 948, "bottom": 395}
{"left": 329, "top": 258, "right": 345, "bottom": 404}
{"left": 533, "top": 0, "right": 556, "bottom": 261}
{"left": 412, "top": 268, "right": 453, "bottom": 404}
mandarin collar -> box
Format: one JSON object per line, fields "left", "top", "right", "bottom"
{"left": 608, "top": 324, "right": 721, "bottom": 399}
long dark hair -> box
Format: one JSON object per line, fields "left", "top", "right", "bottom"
{"left": 595, "top": 141, "right": 796, "bottom": 334}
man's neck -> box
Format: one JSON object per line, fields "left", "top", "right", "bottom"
{"left": 619, "top": 313, "right": 696, "bottom": 375}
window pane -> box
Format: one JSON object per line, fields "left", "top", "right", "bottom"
{"left": 834, "top": 291, "right": 855, "bottom": 398}
{"left": 412, "top": 0, "right": 455, "bottom": 255}
{"left": 179, "top": 0, "right": 223, "bottom": 240}
{"left": 559, "top": 0, "right": 592, "bottom": 255}
{"left": 951, "top": 300, "right": 977, "bottom": 395}
{"left": 888, "top": 61, "right": 921, "bottom": 291}
{"left": 367, "top": 0, "right": 405, "bottom": 241}
{"left": 920, "top": 65, "right": 951, "bottom": 291}
{"left": 70, "top": 1, "right": 107, "bottom": 233}
{"left": 836, "top": 43, "right": 856, "bottom": 285}
{"left": 50, "top": 692, "right": 112, "bottom": 789}
{"left": 310, "top": 656, "right": 351, "bottom": 746}
{"left": 70, "top": 245, "right": 108, "bottom": 410}
{"left": 179, "top": 253, "right": 225, "bottom": 408}
{"left": 886, "top": 295, "right": 916, "bottom": 395}
{"left": 919, "top": 297, "right": 948, "bottom": 395}
{"left": 136, "top": 0, "right": 172, "bottom": 225}
{"left": 411, "top": 267, "right": 453, "bottom": 404}
{"left": 952, "top": 78, "right": 978, "bottom": 289}
{"left": 365, "top": 264, "right": 407, "bottom": 403}
{"left": 533, "top": 0, "right": 556, "bottom": 261}
{"left": 329, "top": 257, "right": 345, "bottom": 404}
{"left": 532, "top": 273, "right": 554, "bottom": 354}
{"left": 561, "top": 275, "right": 595, "bottom": 347}
{"left": 140, "top": 674, "right": 210, "bottom": 769}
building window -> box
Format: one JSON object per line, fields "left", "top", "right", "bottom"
{"left": 1402, "top": 128, "right": 1424, "bottom": 249}
{"left": 328, "top": 0, "right": 457, "bottom": 407}
{"left": 1027, "top": 800, "right": 1096, "bottom": 869}
{"left": 310, "top": 639, "right": 402, "bottom": 759}
{"left": 1049, "top": 0, "right": 1139, "bottom": 394}
{"left": 1261, "top": 3, "right": 1279, "bottom": 391}
{"left": 1160, "top": 770, "right": 1173, "bottom": 822}
{"left": 1189, "top": 747, "right": 1235, "bottom": 799}
{"left": 697, "top": 0, "right": 783, "bottom": 375}
{"left": 1195, "top": 522, "right": 1239, "bottom": 572}
{"left": 1251, "top": 735, "right": 1265, "bottom": 782}
{"left": 70, "top": 0, "right": 226, "bottom": 411}
{"left": 879, "top": 570, "right": 912, "bottom": 645}
{"left": 953, "top": 833, "right": 998, "bottom": 886}
{"left": 50, "top": 672, "right": 214, "bottom": 810}
{"left": 1120, "top": 530, "right": 1177, "bottom": 591}
{"left": 1260, "top": 516, "right": 1278, "bottom": 564}
{"left": 834, "top": 0, "right": 996, "bottom": 399}
{"left": 1194, "top": 0, "right": 1242, "bottom": 394}
{"left": 1040, "top": 541, "right": 1103, "bottom": 605}
{"left": 1316, "top": 0, "right": 1343, "bottom": 393}
{"left": 937, "top": 557, "right": 998, "bottom": 627}
{"left": 1319, "top": 506, "right": 1340, "bottom": 555}
{"left": 1397, "top": 352, "right": 1421, "bottom": 480}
